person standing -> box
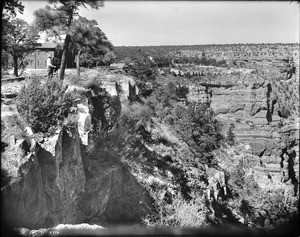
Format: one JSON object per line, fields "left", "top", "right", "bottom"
{"left": 47, "top": 55, "right": 56, "bottom": 79}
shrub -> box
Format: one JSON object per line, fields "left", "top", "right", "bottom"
{"left": 17, "top": 77, "right": 76, "bottom": 135}
{"left": 146, "top": 82, "right": 177, "bottom": 111}
{"left": 175, "top": 85, "right": 189, "bottom": 99}
{"left": 170, "top": 102, "right": 224, "bottom": 165}
{"left": 121, "top": 102, "right": 153, "bottom": 125}
{"left": 226, "top": 157, "right": 298, "bottom": 231}
{"left": 85, "top": 120, "right": 125, "bottom": 159}
{"left": 153, "top": 55, "right": 172, "bottom": 67}
{"left": 144, "top": 82, "right": 223, "bottom": 165}
{"left": 66, "top": 70, "right": 104, "bottom": 88}
{"left": 124, "top": 61, "right": 158, "bottom": 97}
{"left": 227, "top": 123, "right": 235, "bottom": 146}
{"left": 143, "top": 192, "right": 208, "bottom": 228}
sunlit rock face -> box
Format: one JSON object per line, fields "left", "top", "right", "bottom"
{"left": 2, "top": 125, "right": 153, "bottom": 229}
{"left": 100, "top": 74, "right": 139, "bottom": 105}
{"left": 65, "top": 74, "right": 139, "bottom": 145}
{"left": 2, "top": 127, "right": 85, "bottom": 228}
{"left": 154, "top": 55, "right": 298, "bottom": 201}
{"left": 181, "top": 56, "right": 299, "bottom": 196}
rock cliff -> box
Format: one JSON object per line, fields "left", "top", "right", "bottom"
{"left": 1, "top": 53, "right": 298, "bottom": 231}
{"left": 150, "top": 54, "right": 299, "bottom": 221}
{"left": 1, "top": 75, "right": 153, "bottom": 229}
{"left": 180, "top": 56, "right": 299, "bottom": 198}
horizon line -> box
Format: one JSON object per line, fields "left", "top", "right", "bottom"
{"left": 114, "top": 42, "right": 300, "bottom": 47}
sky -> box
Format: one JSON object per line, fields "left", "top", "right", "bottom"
{"left": 17, "top": 1, "right": 300, "bottom": 46}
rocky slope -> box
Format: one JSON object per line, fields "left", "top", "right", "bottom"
{"left": 156, "top": 54, "right": 299, "bottom": 200}
{"left": 204, "top": 56, "right": 298, "bottom": 198}
{"left": 1, "top": 51, "right": 299, "bottom": 233}
{"left": 135, "top": 53, "right": 299, "bottom": 228}
{"left": 1, "top": 74, "right": 153, "bottom": 229}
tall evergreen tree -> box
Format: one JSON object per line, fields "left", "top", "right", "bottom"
{"left": 2, "top": 17, "right": 40, "bottom": 76}
{"left": 33, "top": 0, "right": 104, "bottom": 80}
{"left": 2, "top": 0, "right": 25, "bottom": 71}
{"left": 70, "top": 16, "right": 113, "bottom": 77}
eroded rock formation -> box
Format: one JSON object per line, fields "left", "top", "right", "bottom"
{"left": 183, "top": 56, "right": 299, "bottom": 198}
{"left": 1, "top": 52, "right": 298, "bottom": 231}
{"left": 1, "top": 76, "right": 153, "bottom": 229}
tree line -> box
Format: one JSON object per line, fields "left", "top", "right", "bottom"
{"left": 2, "top": 0, "right": 115, "bottom": 79}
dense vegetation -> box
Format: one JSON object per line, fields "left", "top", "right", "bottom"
{"left": 83, "top": 79, "right": 298, "bottom": 232}
{"left": 225, "top": 159, "right": 299, "bottom": 234}
{"left": 114, "top": 43, "right": 299, "bottom": 66}
{"left": 17, "top": 78, "right": 76, "bottom": 134}
{"left": 80, "top": 72, "right": 224, "bottom": 227}
{"left": 117, "top": 47, "right": 227, "bottom": 68}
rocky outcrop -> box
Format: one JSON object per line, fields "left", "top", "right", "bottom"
{"left": 65, "top": 74, "right": 138, "bottom": 145}
{"left": 1, "top": 75, "right": 152, "bottom": 229}
{"left": 1, "top": 48, "right": 298, "bottom": 231}
{"left": 2, "top": 123, "right": 153, "bottom": 229}
{"left": 100, "top": 74, "right": 139, "bottom": 105}
{"left": 183, "top": 55, "right": 299, "bottom": 197}
{"left": 2, "top": 127, "right": 85, "bottom": 228}
{"left": 156, "top": 54, "right": 299, "bottom": 201}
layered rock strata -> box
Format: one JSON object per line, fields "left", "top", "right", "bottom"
{"left": 184, "top": 56, "right": 299, "bottom": 196}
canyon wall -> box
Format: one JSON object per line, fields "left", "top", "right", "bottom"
{"left": 185, "top": 56, "right": 299, "bottom": 196}
{"left": 1, "top": 55, "right": 298, "bottom": 230}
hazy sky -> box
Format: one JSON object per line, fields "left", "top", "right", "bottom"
{"left": 18, "top": 1, "right": 299, "bottom": 46}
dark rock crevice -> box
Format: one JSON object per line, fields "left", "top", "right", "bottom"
{"left": 280, "top": 143, "right": 298, "bottom": 196}
{"left": 2, "top": 147, "right": 57, "bottom": 229}
{"left": 204, "top": 85, "right": 212, "bottom": 106}
{"left": 78, "top": 147, "right": 154, "bottom": 227}
{"left": 87, "top": 84, "right": 122, "bottom": 132}
{"left": 128, "top": 81, "right": 138, "bottom": 102}
{"left": 266, "top": 83, "right": 277, "bottom": 124}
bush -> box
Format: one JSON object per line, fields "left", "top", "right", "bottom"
{"left": 226, "top": 157, "right": 298, "bottom": 231}
{"left": 153, "top": 55, "right": 172, "bottom": 67}
{"left": 17, "top": 77, "right": 76, "bottom": 135}
{"left": 170, "top": 102, "right": 224, "bottom": 165}
{"left": 227, "top": 123, "right": 235, "bottom": 146}
{"left": 144, "top": 82, "right": 223, "bottom": 165}
{"left": 124, "top": 61, "right": 158, "bottom": 97}
{"left": 175, "top": 55, "right": 227, "bottom": 67}
{"left": 143, "top": 192, "right": 208, "bottom": 228}
{"left": 121, "top": 102, "right": 153, "bottom": 125}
